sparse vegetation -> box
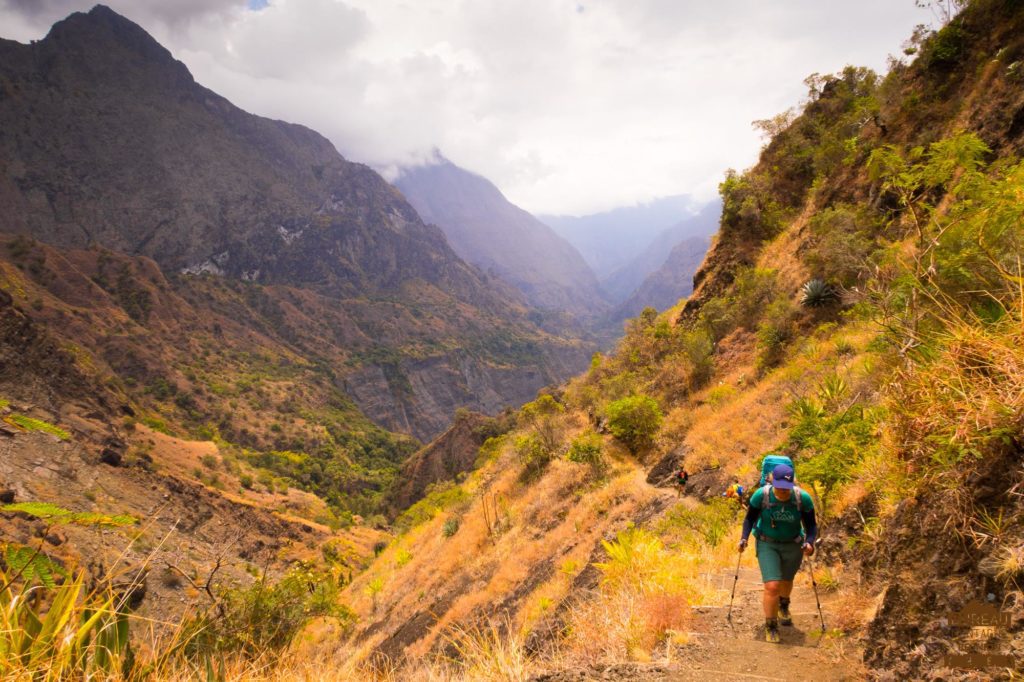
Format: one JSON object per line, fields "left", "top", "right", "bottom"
{"left": 2, "top": 3, "right": 1022, "bottom": 680}
{"left": 182, "top": 561, "right": 354, "bottom": 660}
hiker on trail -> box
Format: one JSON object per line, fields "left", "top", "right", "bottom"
{"left": 737, "top": 463, "right": 817, "bottom": 643}
{"left": 674, "top": 467, "right": 689, "bottom": 496}
{"left": 721, "top": 482, "right": 746, "bottom": 505}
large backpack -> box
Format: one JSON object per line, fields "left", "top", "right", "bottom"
{"left": 753, "top": 454, "right": 802, "bottom": 534}
{"left": 758, "top": 454, "right": 794, "bottom": 486}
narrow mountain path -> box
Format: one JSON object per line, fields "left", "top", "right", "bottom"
{"left": 531, "top": 482, "right": 865, "bottom": 682}
{"left": 665, "top": 563, "right": 864, "bottom": 680}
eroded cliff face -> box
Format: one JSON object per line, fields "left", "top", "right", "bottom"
{"left": 387, "top": 410, "right": 509, "bottom": 513}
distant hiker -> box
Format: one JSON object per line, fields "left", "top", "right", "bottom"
{"left": 737, "top": 463, "right": 817, "bottom": 643}
{"left": 674, "top": 467, "right": 689, "bottom": 496}
{"left": 721, "top": 482, "right": 746, "bottom": 505}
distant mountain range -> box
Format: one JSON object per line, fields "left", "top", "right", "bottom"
{"left": 539, "top": 195, "right": 701, "bottom": 281}
{"left": 394, "top": 159, "right": 609, "bottom": 319}
{"left": 600, "top": 200, "right": 721, "bottom": 304}
{"left": 608, "top": 234, "right": 712, "bottom": 324}
{"left": 0, "top": 5, "right": 591, "bottom": 441}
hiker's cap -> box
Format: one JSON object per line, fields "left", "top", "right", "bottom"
{"left": 771, "top": 463, "right": 795, "bottom": 490}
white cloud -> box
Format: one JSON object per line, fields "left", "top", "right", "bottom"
{"left": 0, "top": 0, "right": 931, "bottom": 214}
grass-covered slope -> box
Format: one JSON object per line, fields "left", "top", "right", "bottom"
{"left": 3, "top": 2, "right": 1023, "bottom": 679}
{"left": 332, "top": 1, "right": 1024, "bottom": 676}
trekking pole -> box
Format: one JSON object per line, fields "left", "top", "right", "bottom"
{"left": 726, "top": 548, "right": 742, "bottom": 624}
{"left": 806, "top": 547, "right": 826, "bottom": 633}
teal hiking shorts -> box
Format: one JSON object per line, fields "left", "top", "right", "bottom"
{"left": 755, "top": 537, "right": 804, "bottom": 582}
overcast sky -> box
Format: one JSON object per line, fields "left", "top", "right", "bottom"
{"left": 1, "top": 1, "right": 934, "bottom": 215}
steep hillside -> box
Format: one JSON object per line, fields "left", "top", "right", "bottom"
{"left": 294, "top": 2, "right": 1024, "bottom": 678}
{"left": 4, "top": 2, "right": 1024, "bottom": 681}
{"left": 388, "top": 410, "right": 512, "bottom": 514}
{"left": 0, "top": 6, "right": 593, "bottom": 443}
{"left": 0, "top": 286, "right": 384, "bottom": 630}
{"left": 395, "top": 159, "right": 609, "bottom": 318}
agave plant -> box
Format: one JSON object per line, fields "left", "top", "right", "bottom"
{"left": 800, "top": 278, "right": 837, "bottom": 308}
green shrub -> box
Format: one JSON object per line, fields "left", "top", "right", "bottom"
{"left": 519, "top": 393, "right": 565, "bottom": 454}
{"left": 140, "top": 415, "right": 172, "bottom": 435}
{"left": 719, "top": 169, "right": 786, "bottom": 240}
{"left": 923, "top": 21, "right": 965, "bottom": 69}
{"left": 442, "top": 518, "right": 460, "bottom": 538}
{"left": 705, "top": 383, "right": 736, "bottom": 407}
{"left": 182, "top": 562, "right": 353, "bottom": 659}
{"left": 605, "top": 395, "right": 663, "bottom": 455}
{"left": 515, "top": 432, "right": 553, "bottom": 482}
{"left": 731, "top": 268, "right": 780, "bottom": 330}
{"left": 566, "top": 431, "right": 607, "bottom": 478}
{"left": 697, "top": 296, "right": 735, "bottom": 342}
{"left": 394, "top": 481, "right": 469, "bottom": 534}
{"left": 755, "top": 297, "right": 797, "bottom": 372}
{"left": 804, "top": 205, "right": 879, "bottom": 286}
{"left": 657, "top": 497, "right": 737, "bottom": 549}
{"left": 787, "top": 399, "right": 882, "bottom": 515}
{"left": 678, "top": 327, "right": 715, "bottom": 387}
{"left": 799, "top": 279, "right": 838, "bottom": 308}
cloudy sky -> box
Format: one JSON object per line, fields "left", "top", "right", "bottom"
{"left": 1, "top": 0, "right": 933, "bottom": 215}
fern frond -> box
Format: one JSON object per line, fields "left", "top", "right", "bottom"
{"left": 3, "top": 544, "right": 68, "bottom": 587}
{"left": 2, "top": 502, "right": 136, "bottom": 527}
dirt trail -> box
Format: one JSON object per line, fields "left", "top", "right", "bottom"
{"left": 666, "top": 563, "right": 863, "bottom": 681}
{"left": 532, "top": 482, "right": 865, "bottom": 682}
{"left": 532, "top": 559, "right": 864, "bottom": 682}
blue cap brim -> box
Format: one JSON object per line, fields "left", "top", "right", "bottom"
{"left": 772, "top": 479, "right": 794, "bottom": 490}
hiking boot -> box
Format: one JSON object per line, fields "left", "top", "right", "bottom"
{"left": 779, "top": 600, "right": 793, "bottom": 626}
{"left": 765, "top": 619, "right": 780, "bottom": 644}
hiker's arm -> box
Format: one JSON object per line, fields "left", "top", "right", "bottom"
{"left": 801, "top": 507, "right": 817, "bottom": 546}
{"left": 741, "top": 503, "right": 760, "bottom": 542}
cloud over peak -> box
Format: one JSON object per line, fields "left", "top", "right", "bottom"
{"left": 1, "top": 0, "right": 930, "bottom": 214}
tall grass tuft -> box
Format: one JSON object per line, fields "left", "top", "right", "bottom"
{"left": 0, "top": 565, "right": 145, "bottom": 680}
{"left": 440, "top": 616, "right": 533, "bottom": 681}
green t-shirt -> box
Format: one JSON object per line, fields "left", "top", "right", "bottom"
{"left": 749, "top": 486, "right": 814, "bottom": 542}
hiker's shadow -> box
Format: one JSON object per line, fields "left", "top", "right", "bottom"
{"left": 752, "top": 625, "right": 820, "bottom": 648}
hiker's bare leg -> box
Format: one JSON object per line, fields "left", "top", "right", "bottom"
{"left": 779, "top": 580, "right": 793, "bottom": 599}
{"left": 763, "top": 580, "right": 781, "bottom": 619}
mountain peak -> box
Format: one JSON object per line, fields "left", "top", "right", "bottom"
{"left": 42, "top": 4, "right": 187, "bottom": 79}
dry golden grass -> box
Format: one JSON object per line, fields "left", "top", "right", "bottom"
{"left": 336, "top": 429, "right": 669, "bottom": 671}
{"left": 754, "top": 203, "right": 814, "bottom": 294}
{"left": 825, "top": 587, "right": 879, "bottom": 635}
{"left": 680, "top": 321, "right": 877, "bottom": 477}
